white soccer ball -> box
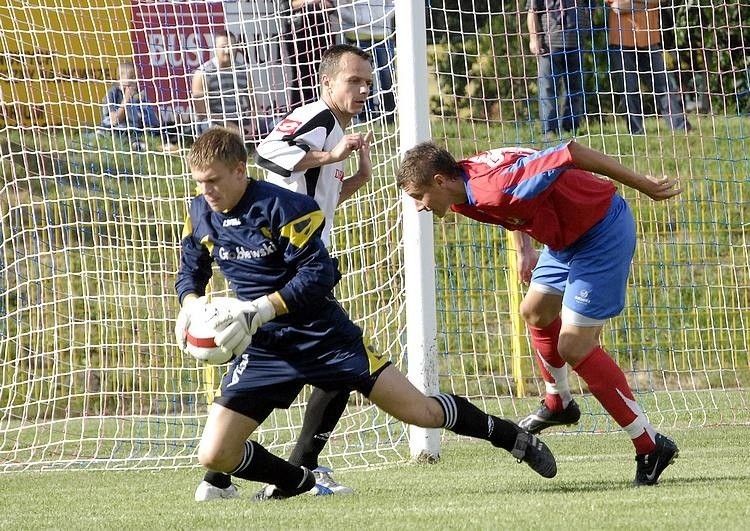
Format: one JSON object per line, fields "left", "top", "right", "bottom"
{"left": 185, "top": 301, "right": 235, "bottom": 365}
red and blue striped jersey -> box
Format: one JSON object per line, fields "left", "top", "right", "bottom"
{"left": 451, "top": 142, "right": 616, "bottom": 250}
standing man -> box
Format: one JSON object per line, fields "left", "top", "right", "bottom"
{"left": 195, "top": 44, "right": 374, "bottom": 501}
{"left": 527, "top": 0, "right": 593, "bottom": 139}
{"left": 179, "top": 127, "right": 557, "bottom": 502}
{"left": 336, "top": 0, "right": 397, "bottom": 123}
{"left": 606, "top": 0, "right": 691, "bottom": 134}
{"left": 284, "top": 0, "right": 336, "bottom": 109}
{"left": 397, "top": 140, "right": 681, "bottom": 486}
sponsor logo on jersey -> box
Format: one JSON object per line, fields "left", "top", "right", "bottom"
{"left": 218, "top": 241, "right": 278, "bottom": 260}
{"left": 222, "top": 217, "right": 241, "bottom": 227}
{"left": 334, "top": 168, "right": 344, "bottom": 182}
{"left": 276, "top": 118, "right": 302, "bottom": 134}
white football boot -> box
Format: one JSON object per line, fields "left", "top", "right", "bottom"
{"left": 194, "top": 480, "right": 240, "bottom": 502}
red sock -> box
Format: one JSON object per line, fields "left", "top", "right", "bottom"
{"left": 574, "top": 346, "right": 656, "bottom": 454}
{"left": 528, "top": 317, "right": 567, "bottom": 411}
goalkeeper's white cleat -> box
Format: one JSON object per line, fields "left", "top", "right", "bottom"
{"left": 313, "top": 466, "right": 354, "bottom": 495}
{"left": 194, "top": 481, "right": 240, "bottom": 502}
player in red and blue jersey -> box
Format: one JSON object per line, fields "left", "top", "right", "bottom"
{"left": 397, "top": 140, "right": 681, "bottom": 486}
{"left": 176, "top": 127, "right": 557, "bottom": 501}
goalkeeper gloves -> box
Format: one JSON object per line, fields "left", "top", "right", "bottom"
{"left": 174, "top": 295, "right": 205, "bottom": 352}
{"left": 214, "top": 295, "right": 277, "bottom": 356}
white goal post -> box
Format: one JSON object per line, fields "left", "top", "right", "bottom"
{"left": 1, "top": 0, "right": 748, "bottom": 473}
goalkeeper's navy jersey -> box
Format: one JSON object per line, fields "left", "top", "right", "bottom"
{"left": 176, "top": 179, "right": 362, "bottom": 353}
{"left": 255, "top": 100, "right": 345, "bottom": 246}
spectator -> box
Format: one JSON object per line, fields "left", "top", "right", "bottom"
{"left": 527, "top": 0, "right": 593, "bottom": 139}
{"left": 606, "top": 0, "right": 691, "bottom": 134}
{"left": 335, "top": 0, "right": 396, "bottom": 123}
{"left": 99, "top": 61, "right": 169, "bottom": 152}
{"left": 284, "top": 0, "right": 336, "bottom": 109}
{"left": 191, "top": 30, "right": 271, "bottom": 145}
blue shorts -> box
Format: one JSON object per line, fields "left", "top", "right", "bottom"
{"left": 214, "top": 337, "right": 390, "bottom": 422}
{"left": 530, "top": 194, "right": 636, "bottom": 323}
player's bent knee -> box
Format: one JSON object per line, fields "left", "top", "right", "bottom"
{"left": 519, "top": 300, "right": 555, "bottom": 328}
{"left": 557, "top": 333, "right": 597, "bottom": 365}
{"left": 197, "top": 442, "right": 235, "bottom": 472}
{"left": 411, "top": 398, "right": 444, "bottom": 428}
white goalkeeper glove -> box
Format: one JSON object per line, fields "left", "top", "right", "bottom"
{"left": 174, "top": 295, "right": 205, "bottom": 352}
{"left": 213, "top": 295, "right": 277, "bottom": 356}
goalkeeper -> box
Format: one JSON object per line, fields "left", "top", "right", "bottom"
{"left": 396, "top": 140, "right": 680, "bottom": 486}
{"left": 175, "top": 127, "right": 557, "bottom": 500}
{"left": 195, "top": 44, "right": 374, "bottom": 501}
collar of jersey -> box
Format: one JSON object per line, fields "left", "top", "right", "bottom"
{"left": 220, "top": 179, "right": 255, "bottom": 216}
{"left": 461, "top": 170, "right": 476, "bottom": 205}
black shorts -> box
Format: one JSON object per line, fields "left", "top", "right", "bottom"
{"left": 213, "top": 338, "right": 390, "bottom": 422}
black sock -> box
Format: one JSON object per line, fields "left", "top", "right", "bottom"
{"left": 432, "top": 393, "right": 521, "bottom": 452}
{"left": 230, "top": 440, "right": 314, "bottom": 493}
{"left": 203, "top": 470, "right": 232, "bottom": 489}
{"left": 288, "top": 387, "right": 350, "bottom": 468}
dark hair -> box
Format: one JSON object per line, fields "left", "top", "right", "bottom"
{"left": 214, "top": 29, "right": 236, "bottom": 44}
{"left": 319, "top": 44, "right": 372, "bottom": 81}
{"left": 188, "top": 127, "right": 247, "bottom": 170}
{"left": 396, "top": 142, "right": 462, "bottom": 189}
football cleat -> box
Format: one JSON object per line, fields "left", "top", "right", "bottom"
{"left": 194, "top": 481, "right": 240, "bottom": 502}
{"left": 511, "top": 430, "right": 557, "bottom": 478}
{"left": 252, "top": 467, "right": 334, "bottom": 501}
{"left": 634, "top": 433, "right": 679, "bottom": 486}
{"left": 519, "top": 399, "right": 581, "bottom": 434}
{"left": 312, "top": 466, "right": 354, "bottom": 495}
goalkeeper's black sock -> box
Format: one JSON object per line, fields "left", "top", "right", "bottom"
{"left": 432, "top": 393, "right": 521, "bottom": 452}
{"left": 229, "top": 440, "right": 314, "bottom": 494}
{"left": 288, "top": 387, "right": 350, "bottom": 468}
{"left": 203, "top": 470, "right": 232, "bottom": 489}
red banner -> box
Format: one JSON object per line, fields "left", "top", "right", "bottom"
{"left": 130, "top": 0, "right": 226, "bottom": 119}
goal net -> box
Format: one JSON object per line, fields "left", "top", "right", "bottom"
{"left": 1, "top": 0, "right": 747, "bottom": 473}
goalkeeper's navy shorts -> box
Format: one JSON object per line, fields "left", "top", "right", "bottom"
{"left": 213, "top": 336, "right": 390, "bottom": 423}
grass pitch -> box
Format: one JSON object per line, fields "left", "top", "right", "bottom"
{"left": 2, "top": 425, "right": 748, "bottom": 530}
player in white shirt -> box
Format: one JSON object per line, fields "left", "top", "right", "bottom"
{"left": 195, "top": 44, "right": 374, "bottom": 502}
{"left": 256, "top": 48, "right": 373, "bottom": 246}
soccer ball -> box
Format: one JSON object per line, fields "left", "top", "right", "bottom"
{"left": 185, "top": 301, "right": 235, "bottom": 365}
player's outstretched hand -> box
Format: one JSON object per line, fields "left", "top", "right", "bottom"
{"left": 356, "top": 131, "right": 373, "bottom": 180}
{"left": 331, "top": 133, "right": 370, "bottom": 163}
{"left": 639, "top": 175, "right": 682, "bottom": 201}
{"left": 214, "top": 296, "right": 277, "bottom": 356}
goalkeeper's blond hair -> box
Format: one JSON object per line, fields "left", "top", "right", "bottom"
{"left": 188, "top": 126, "right": 248, "bottom": 170}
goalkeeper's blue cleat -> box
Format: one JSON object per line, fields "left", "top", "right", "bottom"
{"left": 511, "top": 430, "right": 557, "bottom": 478}
{"left": 313, "top": 466, "right": 354, "bottom": 495}
{"left": 194, "top": 481, "right": 240, "bottom": 502}
{"left": 252, "top": 467, "right": 334, "bottom": 501}
{"left": 634, "top": 433, "right": 679, "bottom": 486}
{"left": 519, "top": 399, "right": 581, "bottom": 434}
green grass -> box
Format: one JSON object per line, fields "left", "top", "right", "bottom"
{"left": 2, "top": 426, "right": 748, "bottom": 530}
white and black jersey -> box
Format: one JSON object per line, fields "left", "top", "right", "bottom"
{"left": 255, "top": 100, "right": 345, "bottom": 247}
